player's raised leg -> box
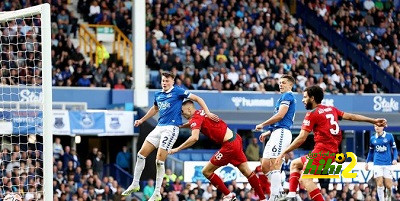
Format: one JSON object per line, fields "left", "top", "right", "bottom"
{"left": 122, "top": 140, "right": 156, "bottom": 195}
{"left": 149, "top": 126, "right": 179, "bottom": 201}
{"left": 201, "top": 162, "right": 234, "bottom": 199}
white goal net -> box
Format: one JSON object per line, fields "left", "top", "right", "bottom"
{"left": 0, "top": 4, "right": 52, "bottom": 201}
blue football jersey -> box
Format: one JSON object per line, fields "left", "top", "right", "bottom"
{"left": 268, "top": 92, "right": 296, "bottom": 130}
{"left": 154, "top": 87, "right": 191, "bottom": 126}
{"left": 367, "top": 132, "right": 398, "bottom": 166}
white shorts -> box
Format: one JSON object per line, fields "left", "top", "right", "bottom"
{"left": 263, "top": 128, "right": 292, "bottom": 159}
{"left": 373, "top": 165, "right": 393, "bottom": 179}
{"left": 145, "top": 125, "right": 179, "bottom": 151}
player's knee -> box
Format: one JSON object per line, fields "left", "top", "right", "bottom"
{"left": 156, "top": 159, "right": 164, "bottom": 167}
{"left": 299, "top": 178, "right": 310, "bottom": 187}
{"left": 261, "top": 164, "right": 270, "bottom": 174}
{"left": 202, "top": 168, "right": 212, "bottom": 178}
{"left": 291, "top": 160, "right": 302, "bottom": 171}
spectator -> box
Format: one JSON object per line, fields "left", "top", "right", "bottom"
{"left": 245, "top": 137, "right": 261, "bottom": 161}
{"left": 96, "top": 41, "right": 110, "bottom": 66}
{"left": 116, "top": 146, "right": 132, "bottom": 172}
{"left": 113, "top": 79, "right": 126, "bottom": 89}
{"left": 143, "top": 179, "right": 155, "bottom": 201}
{"left": 93, "top": 151, "right": 104, "bottom": 178}
{"left": 53, "top": 138, "right": 64, "bottom": 161}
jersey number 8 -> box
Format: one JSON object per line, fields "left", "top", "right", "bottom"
{"left": 215, "top": 152, "right": 223, "bottom": 160}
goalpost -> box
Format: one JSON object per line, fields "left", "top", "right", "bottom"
{"left": 0, "top": 4, "right": 52, "bottom": 201}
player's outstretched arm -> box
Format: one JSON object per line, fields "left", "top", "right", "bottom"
{"left": 189, "top": 94, "right": 219, "bottom": 122}
{"left": 342, "top": 112, "right": 387, "bottom": 127}
{"left": 169, "top": 129, "right": 200, "bottom": 155}
{"left": 255, "top": 105, "right": 289, "bottom": 130}
{"left": 275, "top": 129, "right": 309, "bottom": 164}
{"left": 134, "top": 105, "right": 159, "bottom": 127}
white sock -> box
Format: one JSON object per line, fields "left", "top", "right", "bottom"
{"left": 386, "top": 187, "right": 392, "bottom": 199}
{"left": 155, "top": 159, "right": 165, "bottom": 193}
{"left": 132, "top": 153, "right": 146, "bottom": 184}
{"left": 287, "top": 192, "right": 296, "bottom": 197}
{"left": 269, "top": 170, "right": 282, "bottom": 196}
{"left": 377, "top": 186, "right": 384, "bottom": 201}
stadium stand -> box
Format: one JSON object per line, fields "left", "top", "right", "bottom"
{"left": 0, "top": 0, "right": 132, "bottom": 89}
{"left": 145, "top": 0, "right": 398, "bottom": 94}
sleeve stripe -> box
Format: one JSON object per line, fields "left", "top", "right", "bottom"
{"left": 281, "top": 101, "right": 290, "bottom": 105}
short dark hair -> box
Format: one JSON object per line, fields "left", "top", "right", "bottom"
{"left": 305, "top": 85, "right": 324, "bottom": 104}
{"left": 281, "top": 74, "right": 295, "bottom": 84}
{"left": 161, "top": 71, "right": 175, "bottom": 79}
{"left": 182, "top": 100, "right": 194, "bottom": 106}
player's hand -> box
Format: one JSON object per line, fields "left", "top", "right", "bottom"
{"left": 374, "top": 118, "right": 387, "bottom": 127}
{"left": 134, "top": 120, "right": 143, "bottom": 127}
{"left": 393, "top": 160, "right": 397, "bottom": 165}
{"left": 206, "top": 112, "right": 219, "bottom": 122}
{"left": 275, "top": 153, "right": 284, "bottom": 165}
{"left": 365, "top": 163, "right": 369, "bottom": 171}
{"left": 168, "top": 148, "right": 179, "bottom": 155}
{"left": 255, "top": 124, "right": 264, "bottom": 131}
{"left": 259, "top": 131, "right": 271, "bottom": 142}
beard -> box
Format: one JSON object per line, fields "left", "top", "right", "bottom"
{"left": 305, "top": 101, "right": 313, "bottom": 110}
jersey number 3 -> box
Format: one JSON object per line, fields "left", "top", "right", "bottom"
{"left": 326, "top": 114, "right": 339, "bottom": 135}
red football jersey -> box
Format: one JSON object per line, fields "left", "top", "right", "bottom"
{"left": 301, "top": 105, "right": 344, "bottom": 153}
{"left": 189, "top": 110, "right": 227, "bottom": 144}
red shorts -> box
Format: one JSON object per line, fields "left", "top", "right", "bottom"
{"left": 210, "top": 134, "right": 247, "bottom": 167}
{"left": 300, "top": 150, "right": 336, "bottom": 171}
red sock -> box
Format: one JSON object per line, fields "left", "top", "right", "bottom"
{"left": 289, "top": 172, "right": 301, "bottom": 193}
{"left": 259, "top": 173, "right": 270, "bottom": 195}
{"left": 309, "top": 188, "right": 324, "bottom": 201}
{"left": 255, "top": 165, "right": 270, "bottom": 195}
{"left": 247, "top": 172, "right": 266, "bottom": 200}
{"left": 207, "top": 173, "right": 230, "bottom": 195}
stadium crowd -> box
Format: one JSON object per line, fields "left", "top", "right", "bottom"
{"left": 0, "top": 137, "right": 130, "bottom": 201}
{"left": 305, "top": 0, "right": 400, "bottom": 82}
{"left": 144, "top": 0, "right": 396, "bottom": 94}
{"left": 0, "top": 0, "right": 133, "bottom": 89}
{"left": 1, "top": 0, "right": 396, "bottom": 93}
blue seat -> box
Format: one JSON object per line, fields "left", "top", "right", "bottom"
{"left": 191, "top": 153, "right": 203, "bottom": 161}
{"left": 178, "top": 153, "right": 191, "bottom": 161}
{"left": 203, "top": 153, "right": 214, "bottom": 161}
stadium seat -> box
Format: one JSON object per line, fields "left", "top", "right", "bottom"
{"left": 203, "top": 153, "right": 215, "bottom": 161}
{"left": 177, "top": 153, "right": 191, "bottom": 161}
{"left": 191, "top": 153, "right": 203, "bottom": 161}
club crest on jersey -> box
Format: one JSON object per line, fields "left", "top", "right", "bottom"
{"left": 167, "top": 93, "right": 173, "bottom": 98}
{"left": 54, "top": 117, "right": 64, "bottom": 129}
{"left": 383, "top": 139, "right": 388, "bottom": 143}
